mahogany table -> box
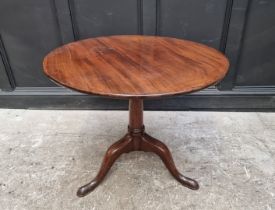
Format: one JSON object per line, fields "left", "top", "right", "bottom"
{"left": 43, "top": 35, "right": 229, "bottom": 197}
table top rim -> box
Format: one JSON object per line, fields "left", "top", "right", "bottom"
{"left": 43, "top": 35, "right": 230, "bottom": 99}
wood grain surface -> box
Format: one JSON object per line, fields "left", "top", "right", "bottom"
{"left": 43, "top": 35, "right": 229, "bottom": 98}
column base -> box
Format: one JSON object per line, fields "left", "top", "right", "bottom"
{"left": 77, "top": 128, "right": 199, "bottom": 197}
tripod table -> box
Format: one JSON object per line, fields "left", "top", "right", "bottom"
{"left": 43, "top": 35, "right": 229, "bottom": 197}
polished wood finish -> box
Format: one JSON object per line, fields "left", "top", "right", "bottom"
{"left": 43, "top": 35, "right": 229, "bottom": 197}
{"left": 43, "top": 35, "right": 229, "bottom": 98}
{"left": 77, "top": 99, "right": 199, "bottom": 197}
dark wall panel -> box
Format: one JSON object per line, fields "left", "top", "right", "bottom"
{"left": 0, "top": 0, "right": 62, "bottom": 87}
{"left": 70, "top": 0, "right": 142, "bottom": 39}
{"left": 235, "top": 0, "right": 275, "bottom": 86}
{"left": 217, "top": 0, "right": 250, "bottom": 90}
{"left": 158, "top": 0, "right": 228, "bottom": 49}
{"left": 0, "top": 0, "right": 274, "bottom": 109}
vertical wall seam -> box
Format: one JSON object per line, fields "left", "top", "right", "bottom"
{"left": 137, "top": 0, "right": 144, "bottom": 35}
{"left": 0, "top": 35, "right": 16, "bottom": 90}
{"left": 219, "top": 0, "right": 234, "bottom": 53}
{"left": 51, "top": 0, "right": 63, "bottom": 44}
{"left": 155, "top": 0, "right": 161, "bottom": 35}
{"left": 67, "top": 0, "right": 79, "bottom": 40}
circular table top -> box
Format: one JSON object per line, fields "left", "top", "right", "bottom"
{"left": 43, "top": 35, "right": 229, "bottom": 98}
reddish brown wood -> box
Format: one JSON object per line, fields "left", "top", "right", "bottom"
{"left": 43, "top": 35, "right": 229, "bottom": 198}
{"left": 77, "top": 99, "right": 199, "bottom": 197}
{"left": 77, "top": 134, "right": 133, "bottom": 197}
{"left": 43, "top": 35, "right": 229, "bottom": 99}
{"left": 129, "top": 99, "right": 143, "bottom": 129}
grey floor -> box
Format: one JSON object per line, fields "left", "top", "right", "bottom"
{"left": 0, "top": 109, "right": 274, "bottom": 210}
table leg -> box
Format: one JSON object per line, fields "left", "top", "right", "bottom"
{"left": 77, "top": 99, "right": 199, "bottom": 197}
